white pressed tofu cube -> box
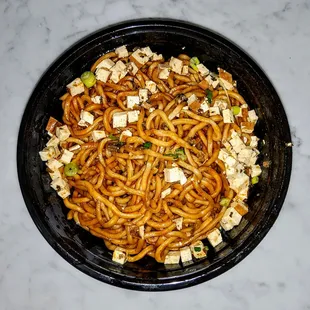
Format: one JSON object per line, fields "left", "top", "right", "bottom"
{"left": 248, "top": 110, "right": 258, "bottom": 123}
{"left": 238, "top": 149, "right": 255, "bottom": 166}
{"left": 91, "top": 130, "right": 106, "bottom": 142}
{"left": 178, "top": 169, "right": 187, "bottom": 185}
{"left": 60, "top": 149, "right": 74, "bottom": 164}
{"left": 164, "top": 167, "right": 181, "bottom": 183}
{"left": 127, "top": 62, "right": 139, "bottom": 76}
{"left": 115, "top": 45, "right": 129, "bottom": 58}
{"left": 112, "top": 112, "right": 127, "bottom": 128}
{"left": 190, "top": 241, "right": 206, "bottom": 259}
{"left": 223, "top": 109, "right": 234, "bottom": 123}
{"left": 173, "top": 217, "right": 183, "bottom": 230}
{"left": 131, "top": 49, "right": 150, "bottom": 66}
{"left": 127, "top": 110, "right": 140, "bottom": 123}
{"left": 235, "top": 188, "right": 248, "bottom": 201}
{"left": 119, "top": 129, "right": 132, "bottom": 142}
{"left": 180, "top": 246, "right": 192, "bottom": 263}
{"left": 56, "top": 125, "right": 71, "bottom": 141}
{"left": 169, "top": 57, "right": 183, "bottom": 74}
{"left": 251, "top": 164, "right": 262, "bottom": 177}
{"left": 225, "top": 155, "right": 237, "bottom": 167}
{"left": 207, "top": 228, "right": 223, "bottom": 247}
{"left": 241, "top": 122, "right": 255, "bottom": 134}
{"left": 219, "top": 78, "right": 234, "bottom": 90}
{"left": 67, "top": 78, "right": 84, "bottom": 97}
{"left": 57, "top": 183, "right": 71, "bottom": 199}
{"left": 250, "top": 136, "right": 259, "bottom": 148}
{"left": 139, "top": 226, "right": 145, "bottom": 239}
{"left": 199, "top": 98, "right": 209, "bottom": 112}
{"left": 96, "top": 58, "right": 115, "bottom": 70}
{"left": 197, "top": 63, "right": 209, "bottom": 76}
{"left": 126, "top": 95, "right": 140, "bottom": 109}
{"left": 152, "top": 53, "right": 163, "bottom": 61}
{"left": 158, "top": 67, "right": 170, "bottom": 79}
{"left": 49, "top": 169, "right": 62, "bottom": 181}
{"left": 212, "top": 79, "right": 219, "bottom": 88}
{"left": 226, "top": 166, "right": 237, "bottom": 176}
{"left": 139, "top": 88, "right": 148, "bottom": 102}
{"left": 214, "top": 99, "right": 228, "bottom": 110}
{"left": 46, "top": 135, "right": 60, "bottom": 147}
{"left": 68, "top": 144, "right": 81, "bottom": 152}
{"left": 141, "top": 46, "right": 153, "bottom": 57}
{"left": 145, "top": 80, "right": 157, "bottom": 94}
{"left": 229, "top": 134, "right": 246, "bottom": 154}
{"left": 91, "top": 96, "right": 102, "bottom": 104}
{"left": 220, "top": 207, "right": 242, "bottom": 231}
{"left": 110, "top": 60, "right": 127, "bottom": 83}
{"left": 206, "top": 75, "right": 219, "bottom": 88}
{"left": 164, "top": 251, "right": 180, "bottom": 265}
{"left": 39, "top": 146, "right": 60, "bottom": 161}
{"left": 218, "top": 148, "right": 230, "bottom": 162}
{"left": 79, "top": 110, "right": 94, "bottom": 127}
{"left": 112, "top": 247, "right": 127, "bottom": 265}
{"left": 161, "top": 188, "right": 172, "bottom": 199}
{"left": 110, "top": 70, "right": 121, "bottom": 84}
{"left": 231, "top": 200, "right": 249, "bottom": 216}
{"left": 95, "top": 68, "right": 111, "bottom": 83}
{"left": 209, "top": 106, "right": 220, "bottom": 116}
{"left": 46, "top": 159, "right": 63, "bottom": 171}
{"left": 228, "top": 172, "right": 249, "bottom": 192}
{"left": 187, "top": 94, "right": 198, "bottom": 105}
{"left": 181, "top": 65, "right": 189, "bottom": 76}
{"left": 50, "top": 177, "right": 67, "bottom": 191}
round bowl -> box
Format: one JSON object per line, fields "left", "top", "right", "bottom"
{"left": 17, "top": 19, "right": 292, "bottom": 291}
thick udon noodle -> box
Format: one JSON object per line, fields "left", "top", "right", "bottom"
{"left": 57, "top": 52, "right": 252, "bottom": 263}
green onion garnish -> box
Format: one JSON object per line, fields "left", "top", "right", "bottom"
{"left": 64, "top": 162, "right": 79, "bottom": 177}
{"left": 80, "top": 71, "right": 96, "bottom": 88}
{"left": 220, "top": 198, "right": 231, "bottom": 207}
{"left": 206, "top": 89, "right": 213, "bottom": 103}
{"left": 232, "top": 106, "right": 241, "bottom": 115}
{"left": 142, "top": 142, "right": 152, "bottom": 149}
{"left": 251, "top": 176, "right": 259, "bottom": 185}
{"left": 108, "top": 134, "right": 118, "bottom": 140}
{"left": 194, "top": 247, "right": 201, "bottom": 252}
{"left": 190, "top": 57, "right": 200, "bottom": 71}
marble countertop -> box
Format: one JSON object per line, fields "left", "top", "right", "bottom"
{"left": 1, "top": 0, "right": 309, "bottom": 309}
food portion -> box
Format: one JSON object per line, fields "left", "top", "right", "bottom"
{"left": 39, "top": 45, "right": 261, "bottom": 265}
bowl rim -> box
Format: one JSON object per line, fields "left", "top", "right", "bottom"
{"left": 17, "top": 18, "right": 292, "bottom": 291}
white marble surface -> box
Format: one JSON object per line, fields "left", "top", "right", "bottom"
{"left": 0, "top": 0, "right": 309, "bottom": 309}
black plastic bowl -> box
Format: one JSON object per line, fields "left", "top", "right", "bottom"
{"left": 17, "top": 19, "right": 292, "bottom": 291}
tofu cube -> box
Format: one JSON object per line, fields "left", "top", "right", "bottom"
{"left": 126, "top": 95, "right": 140, "bottom": 109}
{"left": 50, "top": 177, "right": 67, "bottom": 191}
{"left": 115, "top": 45, "right": 129, "bottom": 58}
{"left": 57, "top": 183, "right": 71, "bottom": 199}
{"left": 119, "top": 129, "right": 132, "bottom": 142}
{"left": 250, "top": 136, "right": 259, "bottom": 148}
{"left": 127, "top": 110, "right": 140, "bottom": 123}
{"left": 110, "top": 61, "right": 127, "bottom": 83}
{"left": 46, "top": 159, "right": 63, "bottom": 171}
{"left": 241, "top": 122, "right": 255, "bottom": 133}
{"left": 251, "top": 164, "right": 262, "bottom": 177}
{"left": 152, "top": 53, "right": 163, "bottom": 61}
{"left": 91, "top": 130, "right": 106, "bottom": 142}
{"left": 228, "top": 172, "right": 249, "bottom": 192}
{"left": 197, "top": 63, "right": 209, "bottom": 76}
{"left": 229, "top": 134, "right": 246, "bottom": 153}
{"left": 164, "top": 251, "right": 180, "bottom": 265}
{"left": 169, "top": 57, "right": 183, "bottom": 74}
{"left": 60, "top": 149, "right": 74, "bottom": 164}
{"left": 198, "top": 79, "right": 210, "bottom": 90}
{"left": 145, "top": 80, "right": 157, "bottom": 94}
{"left": 173, "top": 217, "right": 183, "bottom": 230}
{"left": 190, "top": 241, "right": 207, "bottom": 259}
{"left": 49, "top": 169, "right": 62, "bottom": 181}
{"left": 130, "top": 49, "right": 150, "bottom": 68}
{"left": 161, "top": 188, "right": 172, "bottom": 199}
{"left": 95, "top": 67, "right": 111, "bottom": 83}
{"left": 226, "top": 166, "right": 237, "bottom": 176}
{"left": 96, "top": 58, "right": 115, "bottom": 70}
{"left": 178, "top": 169, "right": 187, "bottom": 185}
{"left": 67, "top": 78, "right": 84, "bottom": 97}
{"left": 68, "top": 144, "right": 81, "bottom": 152}
{"left": 158, "top": 67, "right": 170, "bottom": 79}
{"left": 180, "top": 246, "right": 192, "bottom": 263}
{"left": 220, "top": 207, "right": 242, "bottom": 231}
{"left": 139, "top": 226, "right": 145, "bottom": 239}
{"left": 219, "top": 78, "right": 234, "bottom": 90}
{"left": 218, "top": 149, "right": 230, "bottom": 162}
{"left": 181, "top": 65, "right": 189, "bottom": 76}
{"left": 238, "top": 149, "right": 255, "bottom": 166}
{"left": 91, "top": 96, "right": 102, "bottom": 104}
{"left": 112, "top": 112, "right": 127, "bottom": 128}
{"left": 39, "top": 146, "right": 60, "bottom": 161}
{"left": 78, "top": 110, "right": 94, "bottom": 127}
{"left": 112, "top": 247, "right": 127, "bottom": 265}
{"left": 141, "top": 47, "right": 153, "bottom": 57}
{"left": 199, "top": 98, "right": 209, "bottom": 112}
{"left": 209, "top": 106, "right": 220, "bottom": 116}
{"left": 223, "top": 109, "right": 234, "bottom": 123}
{"left": 206, "top": 75, "right": 219, "bottom": 88}
{"left": 139, "top": 88, "right": 148, "bottom": 103}
{"left": 188, "top": 94, "right": 198, "bottom": 105}
{"left": 214, "top": 100, "right": 228, "bottom": 110}
{"left": 126, "top": 62, "right": 139, "bottom": 76}
{"left": 164, "top": 167, "right": 181, "bottom": 183}
{"left": 46, "top": 135, "right": 60, "bottom": 147}
{"left": 207, "top": 228, "right": 223, "bottom": 247}
{"left": 56, "top": 125, "right": 71, "bottom": 141}
{"left": 231, "top": 200, "right": 249, "bottom": 216}
{"left": 248, "top": 110, "right": 258, "bottom": 123}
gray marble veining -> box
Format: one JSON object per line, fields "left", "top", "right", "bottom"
{"left": 0, "top": 0, "right": 310, "bottom": 309}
